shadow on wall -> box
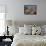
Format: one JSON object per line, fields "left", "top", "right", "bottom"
{"left": 5, "top": 20, "right": 46, "bottom": 27}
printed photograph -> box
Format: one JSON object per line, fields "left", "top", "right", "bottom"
{"left": 24, "top": 5, "right": 37, "bottom": 15}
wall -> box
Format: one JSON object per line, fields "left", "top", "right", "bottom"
{"left": 0, "top": 0, "right": 46, "bottom": 22}
{"left": 14, "top": 0, "right": 46, "bottom": 22}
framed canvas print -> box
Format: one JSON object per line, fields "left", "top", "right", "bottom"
{"left": 24, "top": 5, "right": 37, "bottom": 15}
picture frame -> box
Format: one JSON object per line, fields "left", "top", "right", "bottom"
{"left": 24, "top": 5, "right": 37, "bottom": 15}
